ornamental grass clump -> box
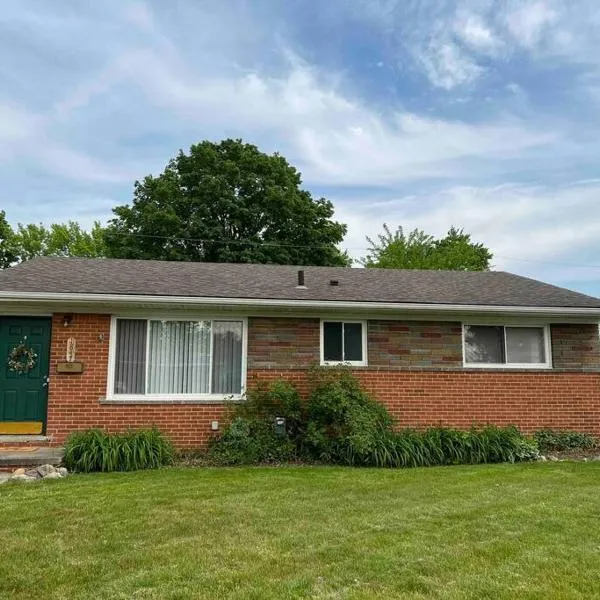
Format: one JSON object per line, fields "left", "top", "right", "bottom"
{"left": 370, "top": 426, "right": 538, "bottom": 468}
{"left": 63, "top": 427, "right": 175, "bottom": 472}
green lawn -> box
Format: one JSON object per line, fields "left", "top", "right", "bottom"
{"left": 1, "top": 464, "right": 600, "bottom": 599}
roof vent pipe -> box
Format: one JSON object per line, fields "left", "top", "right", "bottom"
{"left": 297, "top": 269, "right": 306, "bottom": 288}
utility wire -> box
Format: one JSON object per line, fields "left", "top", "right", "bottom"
{"left": 103, "top": 230, "right": 600, "bottom": 269}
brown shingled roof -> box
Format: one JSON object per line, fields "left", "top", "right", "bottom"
{"left": 1, "top": 257, "right": 599, "bottom": 308}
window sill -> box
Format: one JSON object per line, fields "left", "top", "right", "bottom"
{"left": 100, "top": 395, "right": 244, "bottom": 405}
{"left": 320, "top": 361, "right": 368, "bottom": 367}
{"left": 463, "top": 363, "right": 551, "bottom": 369}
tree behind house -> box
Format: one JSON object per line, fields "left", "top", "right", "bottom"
{"left": 104, "top": 138, "right": 350, "bottom": 266}
{"left": 362, "top": 224, "right": 492, "bottom": 271}
{"left": 0, "top": 216, "right": 106, "bottom": 267}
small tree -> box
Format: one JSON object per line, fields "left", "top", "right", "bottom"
{"left": 362, "top": 224, "right": 492, "bottom": 271}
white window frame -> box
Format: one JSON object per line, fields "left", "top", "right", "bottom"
{"left": 320, "top": 319, "right": 368, "bottom": 367}
{"left": 106, "top": 315, "right": 248, "bottom": 402}
{"left": 462, "top": 323, "right": 552, "bottom": 369}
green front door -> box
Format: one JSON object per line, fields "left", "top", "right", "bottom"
{"left": 0, "top": 317, "right": 51, "bottom": 434}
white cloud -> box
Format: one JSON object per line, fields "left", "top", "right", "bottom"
{"left": 416, "top": 40, "right": 484, "bottom": 89}
{"left": 91, "top": 49, "right": 551, "bottom": 185}
{"left": 454, "top": 13, "right": 502, "bottom": 54}
{"left": 504, "top": 1, "right": 558, "bottom": 49}
{"left": 0, "top": 101, "right": 136, "bottom": 183}
{"left": 122, "top": 1, "right": 156, "bottom": 33}
{"left": 0, "top": 104, "right": 41, "bottom": 156}
{"left": 337, "top": 179, "right": 600, "bottom": 286}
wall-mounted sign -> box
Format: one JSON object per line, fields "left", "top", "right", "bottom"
{"left": 56, "top": 362, "right": 84, "bottom": 374}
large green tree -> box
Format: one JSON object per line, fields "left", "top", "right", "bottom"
{"left": 104, "top": 139, "right": 349, "bottom": 266}
{"left": 362, "top": 224, "right": 492, "bottom": 271}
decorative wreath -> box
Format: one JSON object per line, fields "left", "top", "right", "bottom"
{"left": 7, "top": 339, "right": 38, "bottom": 374}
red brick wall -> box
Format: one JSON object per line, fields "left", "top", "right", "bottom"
{"left": 249, "top": 369, "right": 600, "bottom": 434}
{"left": 46, "top": 314, "right": 226, "bottom": 448}
{"left": 44, "top": 314, "right": 600, "bottom": 448}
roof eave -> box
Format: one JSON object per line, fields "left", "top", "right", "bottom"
{"left": 1, "top": 291, "right": 600, "bottom": 319}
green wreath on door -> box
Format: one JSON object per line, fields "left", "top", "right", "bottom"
{"left": 7, "top": 339, "right": 38, "bottom": 374}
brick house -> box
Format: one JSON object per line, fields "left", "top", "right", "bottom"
{"left": 1, "top": 257, "right": 600, "bottom": 448}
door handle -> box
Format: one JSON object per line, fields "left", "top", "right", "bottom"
{"left": 42, "top": 375, "right": 50, "bottom": 388}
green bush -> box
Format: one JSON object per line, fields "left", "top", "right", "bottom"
{"left": 534, "top": 429, "right": 597, "bottom": 452}
{"left": 304, "top": 367, "right": 393, "bottom": 465}
{"left": 235, "top": 380, "right": 304, "bottom": 441}
{"left": 206, "top": 417, "right": 296, "bottom": 465}
{"left": 207, "top": 369, "right": 539, "bottom": 468}
{"left": 63, "top": 428, "right": 175, "bottom": 473}
{"left": 205, "top": 380, "right": 302, "bottom": 465}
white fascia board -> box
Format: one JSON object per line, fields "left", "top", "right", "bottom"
{"left": 1, "top": 290, "right": 600, "bottom": 319}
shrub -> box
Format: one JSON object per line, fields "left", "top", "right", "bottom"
{"left": 206, "top": 417, "right": 296, "bottom": 465}
{"left": 63, "top": 428, "right": 175, "bottom": 473}
{"left": 304, "top": 367, "right": 394, "bottom": 465}
{"left": 206, "top": 381, "right": 302, "bottom": 465}
{"left": 534, "top": 429, "right": 597, "bottom": 452}
{"left": 235, "top": 380, "right": 304, "bottom": 441}
{"left": 206, "top": 370, "right": 540, "bottom": 468}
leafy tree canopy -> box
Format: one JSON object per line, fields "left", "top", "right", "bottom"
{"left": 0, "top": 210, "right": 18, "bottom": 269}
{"left": 104, "top": 139, "right": 349, "bottom": 266}
{"left": 0, "top": 216, "right": 106, "bottom": 267}
{"left": 12, "top": 221, "right": 106, "bottom": 261}
{"left": 362, "top": 224, "right": 492, "bottom": 271}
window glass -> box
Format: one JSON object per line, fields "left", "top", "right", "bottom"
{"left": 113, "top": 319, "right": 244, "bottom": 396}
{"left": 323, "top": 321, "right": 343, "bottom": 361}
{"left": 505, "top": 327, "right": 545, "bottom": 364}
{"left": 464, "top": 325, "right": 505, "bottom": 364}
{"left": 212, "top": 321, "right": 243, "bottom": 394}
{"left": 147, "top": 321, "right": 211, "bottom": 394}
{"left": 114, "top": 320, "right": 147, "bottom": 394}
{"left": 344, "top": 323, "right": 363, "bottom": 362}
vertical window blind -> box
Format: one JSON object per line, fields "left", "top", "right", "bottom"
{"left": 113, "top": 319, "right": 244, "bottom": 396}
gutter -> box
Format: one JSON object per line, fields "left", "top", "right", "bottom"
{"left": 0, "top": 290, "right": 600, "bottom": 317}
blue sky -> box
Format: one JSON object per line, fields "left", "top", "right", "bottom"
{"left": 2, "top": 1, "right": 600, "bottom": 294}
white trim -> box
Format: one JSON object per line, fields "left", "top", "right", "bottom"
{"left": 320, "top": 319, "right": 368, "bottom": 367}
{"left": 106, "top": 316, "right": 118, "bottom": 397}
{"left": 1, "top": 290, "right": 600, "bottom": 317}
{"left": 105, "top": 315, "right": 247, "bottom": 402}
{"left": 462, "top": 323, "right": 552, "bottom": 369}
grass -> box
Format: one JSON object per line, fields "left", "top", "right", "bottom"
{"left": 1, "top": 464, "right": 600, "bottom": 599}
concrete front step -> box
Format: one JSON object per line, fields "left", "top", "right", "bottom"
{"left": 0, "top": 447, "right": 64, "bottom": 470}
{"left": 0, "top": 435, "right": 52, "bottom": 447}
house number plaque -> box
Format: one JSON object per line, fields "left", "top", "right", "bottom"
{"left": 56, "top": 362, "right": 84, "bottom": 374}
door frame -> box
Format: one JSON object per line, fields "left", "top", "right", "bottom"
{"left": 0, "top": 314, "right": 53, "bottom": 434}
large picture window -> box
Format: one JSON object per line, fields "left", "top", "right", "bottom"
{"left": 321, "top": 320, "right": 366, "bottom": 366}
{"left": 463, "top": 325, "right": 550, "bottom": 368}
{"left": 111, "top": 319, "right": 244, "bottom": 398}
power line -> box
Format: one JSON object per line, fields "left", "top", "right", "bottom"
{"left": 104, "top": 230, "right": 600, "bottom": 270}
{"left": 104, "top": 229, "right": 365, "bottom": 251}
